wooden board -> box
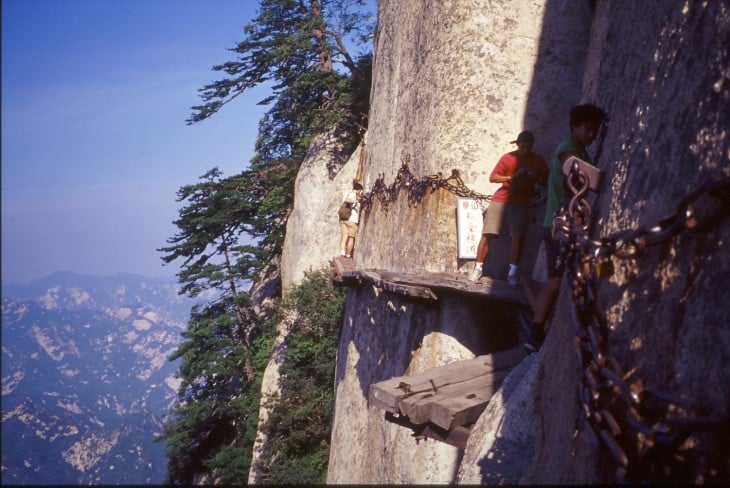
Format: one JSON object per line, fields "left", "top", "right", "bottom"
{"left": 360, "top": 270, "right": 438, "bottom": 301}
{"left": 398, "top": 368, "right": 512, "bottom": 430}
{"left": 331, "top": 261, "right": 529, "bottom": 306}
{"left": 422, "top": 425, "right": 471, "bottom": 450}
{"left": 398, "top": 271, "right": 529, "bottom": 306}
{"left": 364, "top": 269, "right": 528, "bottom": 306}
{"left": 331, "top": 256, "right": 359, "bottom": 277}
{"left": 369, "top": 346, "right": 525, "bottom": 429}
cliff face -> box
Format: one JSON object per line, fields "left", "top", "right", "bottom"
{"left": 328, "top": 0, "right": 593, "bottom": 482}
{"left": 359, "top": 0, "right": 592, "bottom": 280}
{"left": 276, "top": 0, "right": 729, "bottom": 484}
{"left": 522, "top": 1, "right": 730, "bottom": 483}
{"left": 280, "top": 128, "right": 359, "bottom": 292}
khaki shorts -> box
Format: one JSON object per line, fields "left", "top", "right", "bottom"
{"left": 340, "top": 220, "right": 358, "bottom": 238}
{"left": 482, "top": 201, "right": 528, "bottom": 237}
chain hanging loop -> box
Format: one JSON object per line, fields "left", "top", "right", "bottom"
{"left": 554, "top": 165, "right": 730, "bottom": 483}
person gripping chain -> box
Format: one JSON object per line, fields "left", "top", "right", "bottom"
{"left": 339, "top": 180, "right": 363, "bottom": 259}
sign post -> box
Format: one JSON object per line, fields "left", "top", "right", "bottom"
{"left": 456, "top": 198, "right": 484, "bottom": 259}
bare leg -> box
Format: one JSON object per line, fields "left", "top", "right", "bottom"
{"left": 520, "top": 276, "right": 542, "bottom": 311}
{"left": 531, "top": 276, "right": 561, "bottom": 325}
{"left": 509, "top": 235, "right": 524, "bottom": 266}
{"left": 339, "top": 226, "right": 348, "bottom": 255}
{"left": 469, "top": 235, "right": 491, "bottom": 281}
{"left": 476, "top": 234, "right": 489, "bottom": 264}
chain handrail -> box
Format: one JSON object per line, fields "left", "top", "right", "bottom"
{"left": 358, "top": 155, "right": 546, "bottom": 212}
{"left": 552, "top": 167, "right": 730, "bottom": 483}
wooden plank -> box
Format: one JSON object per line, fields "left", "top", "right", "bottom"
{"left": 332, "top": 264, "right": 529, "bottom": 306}
{"left": 331, "top": 257, "right": 348, "bottom": 279}
{"left": 368, "top": 346, "right": 525, "bottom": 415}
{"left": 421, "top": 425, "right": 471, "bottom": 450}
{"left": 397, "top": 271, "right": 529, "bottom": 306}
{"left": 380, "top": 281, "right": 438, "bottom": 301}
{"left": 384, "top": 412, "right": 472, "bottom": 450}
{"left": 398, "top": 368, "right": 511, "bottom": 429}
{"left": 369, "top": 358, "right": 492, "bottom": 413}
{"left": 427, "top": 373, "right": 509, "bottom": 430}
{"left": 330, "top": 259, "right": 343, "bottom": 285}
{"left": 331, "top": 256, "right": 361, "bottom": 280}
{"left": 479, "top": 345, "right": 526, "bottom": 370}
{"left": 360, "top": 270, "right": 437, "bottom": 301}
{"left": 356, "top": 269, "right": 529, "bottom": 306}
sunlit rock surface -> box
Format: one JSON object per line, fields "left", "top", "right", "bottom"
{"left": 322, "top": 0, "right": 728, "bottom": 484}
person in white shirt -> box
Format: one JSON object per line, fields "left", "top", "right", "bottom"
{"left": 339, "top": 180, "right": 363, "bottom": 259}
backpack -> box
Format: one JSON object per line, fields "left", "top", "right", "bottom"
{"left": 338, "top": 201, "right": 352, "bottom": 221}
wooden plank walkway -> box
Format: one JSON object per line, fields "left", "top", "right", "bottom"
{"left": 331, "top": 255, "right": 359, "bottom": 281}
{"left": 332, "top": 257, "right": 531, "bottom": 447}
{"left": 330, "top": 256, "right": 529, "bottom": 306}
{"left": 369, "top": 346, "right": 526, "bottom": 432}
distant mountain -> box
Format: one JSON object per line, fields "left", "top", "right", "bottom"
{"left": 2, "top": 271, "right": 192, "bottom": 322}
{"left": 1, "top": 272, "right": 195, "bottom": 484}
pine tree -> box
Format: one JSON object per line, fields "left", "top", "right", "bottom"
{"left": 187, "top": 0, "right": 373, "bottom": 127}
{"left": 159, "top": 0, "right": 374, "bottom": 483}
{"left": 159, "top": 168, "right": 261, "bottom": 380}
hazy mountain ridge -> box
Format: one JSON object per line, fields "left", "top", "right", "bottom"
{"left": 1, "top": 273, "right": 194, "bottom": 484}
{"left": 3, "top": 271, "right": 192, "bottom": 322}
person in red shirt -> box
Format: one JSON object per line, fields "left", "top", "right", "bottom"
{"left": 469, "top": 130, "right": 549, "bottom": 285}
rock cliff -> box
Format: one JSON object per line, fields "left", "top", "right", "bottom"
{"left": 275, "top": 0, "right": 728, "bottom": 484}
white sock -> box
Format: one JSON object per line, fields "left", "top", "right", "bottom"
{"left": 474, "top": 262, "right": 483, "bottom": 271}
{"left": 508, "top": 264, "right": 518, "bottom": 276}
{"left": 341, "top": 251, "right": 346, "bottom": 256}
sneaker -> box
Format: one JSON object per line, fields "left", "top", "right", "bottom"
{"left": 507, "top": 273, "right": 519, "bottom": 286}
{"left": 524, "top": 323, "right": 545, "bottom": 353}
{"left": 468, "top": 267, "right": 482, "bottom": 282}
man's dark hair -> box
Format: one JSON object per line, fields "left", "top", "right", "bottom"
{"left": 569, "top": 103, "right": 607, "bottom": 128}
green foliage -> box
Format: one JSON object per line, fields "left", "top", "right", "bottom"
{"left": 187, "top": 0, "right": 374, "bottom": 126}
{"left": 161, "top": 269, "right": 344, "bottom": 484}
{"left": 254, "top": 269, "right": 346, "bottom": 484}
{"left": 161, "top": 0, "right": 373, "bottom": 484}
{"left": 158, "top": 168, "right": 264, "bottom": 299}
{"left": 160, "top": 300, "right": 278, "bottom": 485}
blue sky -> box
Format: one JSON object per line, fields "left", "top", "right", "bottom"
{"left": 2, "top": 0, "right": 273, "bottom": 284}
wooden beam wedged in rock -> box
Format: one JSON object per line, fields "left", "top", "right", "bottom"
{"left": 331, "top": 262, "right": 529, "bottom": 306}
{"left": 398, "top": 368, "right": 512, "bottom": 429}
{"left": 421, "top": 424, "right": 471, "bottom": 450}
{"left": 384, "top": 412, "right": 473, "bottom": 450}
{"left": 367, "top": 269, "right": 529, "bottom": 305}
{"left": 368, "top": 346, "right": 526, "bottom": 427}
{"left": 330, "top": 256, "right": 361, "bottom": 283}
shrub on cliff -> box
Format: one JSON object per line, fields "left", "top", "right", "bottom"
{"left": 254, "top": 268, "right": 346, "bottom": 484}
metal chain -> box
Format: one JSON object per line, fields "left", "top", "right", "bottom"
{"left": 552, "top": 168, "right": 730, "bottom": 484}
{"left": 358, "top": 155, "right": 546, "bottom": 212}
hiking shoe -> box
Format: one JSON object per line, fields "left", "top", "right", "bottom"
{"left": 524, "top": 323, "right": 545, "bottom": 353}
{"left": 468, "top": 267, "right": 482, "bottom": 282}
{"left": 507, "top": 273, "right": 519, "bottom": 286}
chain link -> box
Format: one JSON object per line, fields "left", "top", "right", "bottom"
{"left": 552, "top": 167, "right": 730, "bottom": 483}
{"left": 358, "top": 155, "right": 546, "bottom": 212}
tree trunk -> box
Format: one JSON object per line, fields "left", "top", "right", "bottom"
{"left": 310, "top": 0, "right": 333, "bottom": 72}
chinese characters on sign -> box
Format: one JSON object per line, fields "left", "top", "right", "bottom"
{"left": 456, "top": 197, "right": 483, "bottom": 259}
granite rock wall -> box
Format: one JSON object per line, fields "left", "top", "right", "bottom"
{"left": 278, "top": 0, "right": 728, "bottom": 484}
